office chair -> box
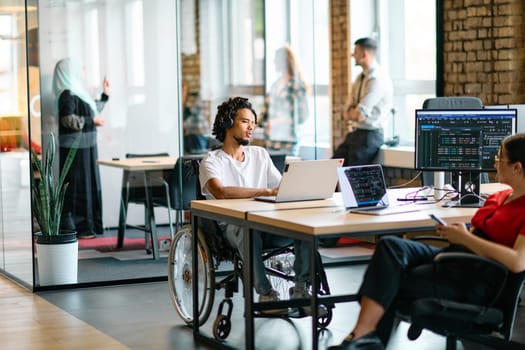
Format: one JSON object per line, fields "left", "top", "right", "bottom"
{"left": 161, "top": 154, "right": 204, "bottom": 232}
{"left": 421, "top": 96, "right": 487, "bottom": 188}
{"left": 123, "top": 154, "right": 205, "bottom": 253}
{"left": 397, "top": 247, "right": 525, "bottom": 350}
{"left": 124, "top": 152, "right": 172, "bottom": 255}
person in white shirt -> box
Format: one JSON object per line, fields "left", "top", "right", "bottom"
{"left": 199, "top": 96, "right": 326, "bottom": 315}
{"left": 333, "top": 37, "right": 393, "bottom": 166}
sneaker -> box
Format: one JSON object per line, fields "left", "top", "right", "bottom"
{"left": 290, "top": 284, "right": 329, "bottom": 317}
{"left": 258, "top": 289, "right": 288, "bottom": 315}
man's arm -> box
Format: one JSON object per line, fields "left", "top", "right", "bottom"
{"left": 205, "top": 177, "right": 278, "bottom": 199}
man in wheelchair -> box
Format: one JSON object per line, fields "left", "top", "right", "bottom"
{"left": 199, "top": 96, "right": 327, "bottom": 316}
{"left": 328, "top": 133, "right": 525, "bottom": 350}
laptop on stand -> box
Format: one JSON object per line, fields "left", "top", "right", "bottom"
{"left": 254, "top": 159, "right": 343, "bottom": 203}
{"left": 337, "top": 164, "right": 420, "bottom": 215}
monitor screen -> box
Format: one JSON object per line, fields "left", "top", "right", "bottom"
{"left": 415, "top": 109, "right": 517, "bottom": 172}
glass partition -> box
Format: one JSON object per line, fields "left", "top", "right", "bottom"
{"left": 1, "top": 0, "right": 330, "bottom": 288}
{"left": 183, "top": 0, "right": 330, "bottom": 158}
{"left": 0, "top": 0, "right": 36, "bottom": 287}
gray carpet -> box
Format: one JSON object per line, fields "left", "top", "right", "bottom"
{"left": 78, "top": 256, "right": 168, "bottom": 283}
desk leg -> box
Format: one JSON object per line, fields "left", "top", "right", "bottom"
{"left": 310, "top": 237, "right": 319, "bottom": 350}
{"left": 192, "top": 213, "right": 200, "bottom": 338}
{"left": 244, "top": 226, "right": 255, "bottom": 349}
{"left": 144, "top": 171, "right": 160, "bottom": 260}
{"left": 117, "top": 170, "right": 130, "bottom": 249}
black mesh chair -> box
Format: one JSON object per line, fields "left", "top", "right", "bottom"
{"left": 394, "top": 234, "right": 525, "bottom": 350}
{"left": 400, "top": 252, "right": 525, "bottom": 349}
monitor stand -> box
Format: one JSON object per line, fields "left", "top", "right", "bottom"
{"left": 446, "top": 171, "right": 483, "bottom": 208}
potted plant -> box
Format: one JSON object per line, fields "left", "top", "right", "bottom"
{"left": 32, "top": 132, "right": 80, "bottom": 286}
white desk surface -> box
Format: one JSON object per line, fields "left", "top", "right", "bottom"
{"left": 98, "top": 156, "right": 177, "bottom": 171}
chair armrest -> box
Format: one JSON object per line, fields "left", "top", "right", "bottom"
{"left": 434, "top": 252, "right": 506, "bottom": 271}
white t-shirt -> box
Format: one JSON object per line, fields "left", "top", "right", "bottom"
{"left": 199, "top": 146, "right": 282, "bottom": 199}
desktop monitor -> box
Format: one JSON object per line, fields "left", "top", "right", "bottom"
{"left": 415, "top": 108, "right": 517, "bottom": 205}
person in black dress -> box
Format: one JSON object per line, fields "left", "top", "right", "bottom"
{"left": 52, "top": 58, "right": 110, "bottom": 239}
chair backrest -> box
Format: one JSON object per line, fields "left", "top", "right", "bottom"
{"left": 190, "top": 156, "right": 236, "bottom": 262}
{"left": 269, "top": 151, "right": 287, "bottom": 174}
{"left": 125, "top": 152, "right": 170, "bottom": 202}
{"left": 422, "top": 96, "right": 483, "bottom": 110}
{"left": 125, "top": 152, "right": 170, "bottom": 158}
{"left": 168, "top": 154, "right": 204, "bottom": 211}
{"left": 494, "top": 270, "right": 525, "bottom": 340}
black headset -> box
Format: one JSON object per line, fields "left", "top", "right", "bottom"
{"left": 223, "top": 112, "right": 234, "bottom": 129}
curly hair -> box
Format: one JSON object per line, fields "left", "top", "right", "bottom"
{"left": 212, "top": 96, "right": 257, "bottom": 142}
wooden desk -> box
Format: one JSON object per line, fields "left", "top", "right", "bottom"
{"left": 98, "top": 156, "right": 177, "bottom": 259}
{"left": 189, "top": 184, "right": 499, "bottom": 349}
{"left": 190, "top": 192, "right": 345, "bottom": 219}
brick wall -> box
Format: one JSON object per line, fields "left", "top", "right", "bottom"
{"left": 181, "top": 1, "right": 201, "bottom": 108}
{"left": 337, "top": 1, "right": 525, "bottom": 185}
{"left": 443, "top": 0, "right": 525, "bottom": 104}
{"left": 330, "top": 0, "right": 351, "bottom": 150}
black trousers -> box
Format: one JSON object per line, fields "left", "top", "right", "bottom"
{"left": 358, "top": 236, "right": 495, "bottom": 346}
{"left": 332, "top": 129, "right": 384, "bottom": 166}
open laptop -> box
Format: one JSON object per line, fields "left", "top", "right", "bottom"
{"left": 337, "top": 164, "right": 420, "bottom": 215}
{"left": 254, "top": 159, "right": 343, "bottom": 203}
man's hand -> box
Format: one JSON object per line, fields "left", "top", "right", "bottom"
{"left": 349, "top": 106, "right": 366, "bottom": 122}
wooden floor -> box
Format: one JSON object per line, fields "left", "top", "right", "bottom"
{"left": 2, "top": 262, "right": 523, "bottom": 350}
{"left": 0, "top": 275, "right": 128, "bottom": 350}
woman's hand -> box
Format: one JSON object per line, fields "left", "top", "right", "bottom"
{"left": 93, "top": 117, "right": 105, "bottom": 127}
{"left": 102, "top": 78, "right": 110, "bottom": 95}
{"left": 437, "top": 222, "right": 470, "bottom": 245}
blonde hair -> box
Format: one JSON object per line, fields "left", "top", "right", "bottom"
{"left": 275, "top": 45, "right": 310, "bottom": 94}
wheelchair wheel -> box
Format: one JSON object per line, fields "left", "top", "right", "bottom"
{"left": 168, "top": 225, "right": 215, "bottom": 326}
{"left": 317, "top": 306, "right": 333, "bottom": 328}
{"left": 212, "top": 314, "right": 232, "bottom": 340}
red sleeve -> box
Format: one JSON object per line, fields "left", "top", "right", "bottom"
{"left": 471, "top": 189, "right": 525, "bottom": 247}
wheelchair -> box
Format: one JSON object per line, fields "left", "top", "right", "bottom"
{"left": 168, "top": 217, "right": 334, "bottom": 341}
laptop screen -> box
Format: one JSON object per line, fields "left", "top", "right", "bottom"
{"left": 338, "top": 164, "right": 390, "bottom": 208}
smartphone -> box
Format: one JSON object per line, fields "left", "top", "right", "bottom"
{"left": 429, "top": 214, "right": 446, "bottom": 225}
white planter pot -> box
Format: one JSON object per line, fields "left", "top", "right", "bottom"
{"left": 36, "top": 240, "right": 78, "bottom": 286}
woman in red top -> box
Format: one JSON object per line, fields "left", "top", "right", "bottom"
{"left": 328, "top": 133, "right": 525, "bottom": 350}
